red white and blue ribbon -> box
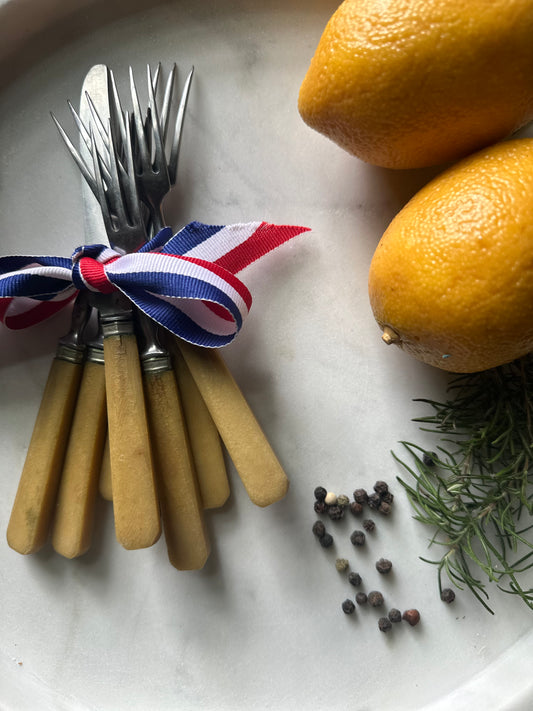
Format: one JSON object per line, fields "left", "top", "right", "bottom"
{"left": 0, "top": 221, "right": 309, "bottom": 347}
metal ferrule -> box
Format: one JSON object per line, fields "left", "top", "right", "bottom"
{"left": 100, "top": 316, "right": 135, "bottom": 338}
{"left": 141, "top": 352, "right": 173, "bottom": 375}
{"left": 86, "top": 343, "right": 105, "bottom": 365}
{"left": 55, "top": 341, "right": 87, "bottom": 365}
{"left": 136, "top": 310, "right": 173, "bottom": 375}
{"left": 55, "top": 291, "right": 93, "bottom": 363}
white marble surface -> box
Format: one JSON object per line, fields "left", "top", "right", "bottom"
{"left": 1, "top": 1, "right": 533, "bottom": 709}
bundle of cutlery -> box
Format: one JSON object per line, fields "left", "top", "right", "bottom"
{"left": 2, "top": 63, "right": 308, "bottom": 570}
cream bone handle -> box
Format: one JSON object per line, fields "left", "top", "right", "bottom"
{"left": 175, "top": 341, "right": 289, "bottom": 507}
{"left": 51, "top": 337, "right": 107, "bottom": 559}
{"left": 170, "top": 343, "right": 229, "bottom": 510}
{"left": 138, "top": 314, "right": 209, "bottom": 570}
{"left": 6, "top": 293, "right": 91, "bottom": 554}
{"left": 97, "top": 294, "right": 161, "bottom": 550}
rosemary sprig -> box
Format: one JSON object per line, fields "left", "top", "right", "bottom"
{"left": 395, "top": 355, "right": 533, "bottom": 614}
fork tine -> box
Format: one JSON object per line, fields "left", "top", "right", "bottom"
{"left": 108, "top": 68, "right": 128, "bottom": 157}
{"left": 51, "top": 111, "right": 98, "bottom": 198}
{"left": 129, "top": 66, "right": 152, "bottom": 170}
{"left": 86, "top": 91, "right": 111, "bottom": 156}
{"left": 159, "top": 63, "right": 177, "bottom": 144}
{"left": 121, "top": 112, "right": 146, "bottom": 227}
{"left": 146, "top": 65, "right": 167, "bottom": 174}
{"left": 90, "top": 124, "right": 114, "bottom": 237}
{"left": 167, "top": 66, "right": 194, "bottom": 186}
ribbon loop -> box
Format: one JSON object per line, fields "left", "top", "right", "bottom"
{"left": 0, "top": 221, "right": 309, "bottom": 346}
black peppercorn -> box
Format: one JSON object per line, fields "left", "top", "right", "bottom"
{"left": 388, "top": 608, "right": 402, "bottom": 623}
{"left": 423, "top": 451, "right": 437, "bottom": 467}
{"left": 440, "top": 588, "right": 456, "bottom": 604}
{"left": 349, "top": 501, "right": 363, "bottom": 516}
{"left": 319, "top": 532, "right": 334, "bottom": 548}
{"left": 378, "top": 502, "right": 392, "bottom": 516}
{"left": 367, "top": 492, "right": 381, "bottom": 509}
{"left": 402, "top": 609, "right": 421, "bottom": 626}
{"left": 367, "top": 591, "right": 384, "bottom": 607}
{"left": 328, "top": 505, "right": 344, "bottom": 521}
{"left": 380, "top": 491, "right": 394, "bottom": 505}
{"left": 353, "top": 488, "right": 368, "bottom": 504}
{"left": 314, "top": 486, "right": 327, "bottom": 501}
{"left": 314, "top": 500, "right": 328, "bottom": 514}
{"left": 378, "top": 617, "right": 392, "bottom": 633}
{"left": 375, "top": 558, "right": 393, "bottom": 574}
{"left": 355, "top": 592, "right": 367, "bottom": 605}
{"left": 350, "top": 530, "right": 366, "bottom": 546}
{"left": 312, "top": 520, "right": 326, "bottom": 538}
{"left": 348, "top": 572, "right": 362, "bottom": 587}
{"left": 373, "top": 481, "right": 389, "bottom": 495}
{"left": 362, "top": 519, "right": 375, "bottom": 532}
{"left": 342, "top": 599, "right": 356, "bottom": 614}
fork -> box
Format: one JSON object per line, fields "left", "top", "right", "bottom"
{"left": 125, "top": 64, "right": 289, "bottom": 509}
{"left": 89, "top": 116, "right": 161, "bottom": 551}
{"left": 121, "top": 65, "right": 230, "bottom": 513}
{"left": 113, "top": 65, "right": 213, "bottom": 568}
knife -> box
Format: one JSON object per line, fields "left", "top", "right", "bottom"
{"left": 76, "top": 65, "right": 160, "bottom": 550}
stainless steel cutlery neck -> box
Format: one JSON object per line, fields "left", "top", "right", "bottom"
{"left": 55, "top": 342, "right": 87, "bottom": 365}
{"left": 141, "top": 352, "right": 173, "bottom": 375}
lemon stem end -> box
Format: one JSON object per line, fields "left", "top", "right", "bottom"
{"left": 382, "top": 326, "right": 401, "bottom": 345}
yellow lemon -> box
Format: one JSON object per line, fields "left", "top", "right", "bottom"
{"left": 368, "top": 138, "right": 533, "bottom": 373}
{"left": 298, "top": 0, "right": 533, "bottom": 169}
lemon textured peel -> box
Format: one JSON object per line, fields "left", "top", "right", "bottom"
{"left": 368, "top": 138, "right": 533, "bottom": 373}
{"left": 298, "top": 0, "right": 533, "bottom": 169}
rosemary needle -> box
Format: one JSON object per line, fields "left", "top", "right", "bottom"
{"left": 394, "top": 355, "right": 533, "bottom": 614}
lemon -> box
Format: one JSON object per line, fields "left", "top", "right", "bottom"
{"left": 298, "top": 0, "right": 533, "bottom": 169}
{"left": 368, "top": 138, "right": 533, "bottom": 373}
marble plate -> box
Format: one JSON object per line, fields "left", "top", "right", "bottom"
{"left": 1, "top": 1, "right": 533, "bottom": 709}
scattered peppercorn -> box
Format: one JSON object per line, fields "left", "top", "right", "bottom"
{"left": 422, "top": 451, "right": 437, "bottom": 467}
{"left": 335, "top": 558, "right": 349, "bottom": 572}
{"left": 368, "top": 591, "right": 384, "bottom": 607}
{"left": 362, "top": 519, "right": 375, "bottom": 532}
{"left": 312, "top": 520, "right": 326, "bottom": 538}
{"left": 378, "top": 617, "right": 392, "bottom": 633}
{"left": 355, "top": 592, "right": 368, "bottom": 605}
{"left": 328, "top": 505, "right": 344, "bottom": 521}
{"left": 381, "top": 491, "right": 394, "bottom": 505}
{"left": 348, "top": 572, "right": 362, "bottom": 587}
{"left": 342, "top": 599, "right": 356, "bottom": 614}
{"left": 388, "top": 608, "right": 402, "bottom": 623}
{"left": 349, "top": 501, "right": 364, "bottom": 516}
{"left": 314, "top": 500, "right": 328, "bottom": 514}
{"left": 402, "top": 609, "right": 421, "bottom": 626}
{"left": 378, "top": 502, "right": 392, "bottom": 516}
{"left": 374, "top": 481, "right": 389, "bottom": 495}
{"left": 440, "top": 588, "right": 456, "bottom": 604}
{"left": 319, "top": 532, "right": 334, "bottom": 548}
{"left": 375, "top": 558, "right": 393, "bottom": 574}
{"left": 314, "top": 486, "right": 327, "bottom": 501}
{"left": 337, "top": 494, "right": 350, "bottom": 508}
{"left": 367, "top": 492, "right": 381, "bottom": 509}
{"left": 324, "top": 491, "right": 338, "bottom": 506}
{"left": 353, "top": 488, "right": 368, "bottom": 504}
{"left": 350, "top": 530, "right": 366, "bottom": 546}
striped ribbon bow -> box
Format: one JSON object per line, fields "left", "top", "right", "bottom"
{"left": 0, "top": 221, "right": 309, "bottom": 347}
